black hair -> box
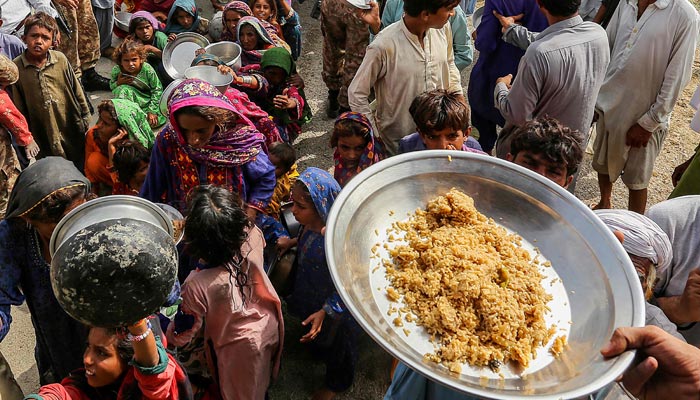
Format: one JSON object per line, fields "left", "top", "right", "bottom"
{"left": 24, "top": 185, "right": 90, "bottom": 224}
{"left": 23, "top": 11, "right": 58, "bottom": 39}
{"left": 409, "top": 89, "right": 470, "bottom": 134}
{"left": 539, "top": 0, "right": 581, "bottom": 17}
{"left": 509, "top": 116, "right": 584, "bottom": 177}
{"left": 292, "top": 180, "right": 312, "bottom": 205}
{"left": 112, "top": 140, "right": 151, "bottom": 184}
{"left": 184, "top": 186, "right": 252, "bottom": 305}
{"left": 330, "top": 119, "right": 371, "bottom": 148}
{"left": 128, "top": 16, "right": 153, "bottom": 35}
{"left": 269, "top": 141, "right": 296, "bottom": 172}
{"left": 403, "top": 0, "right": 460, "bottom": 17}
{"left": 97, "top": 100, "right": 118, "bottom": 123}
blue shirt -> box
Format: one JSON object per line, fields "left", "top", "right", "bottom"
{"left": 0, "top": 33, "right": 26, "bottom": 60}
{"left": 398, "top": 132, "right": 484, "bottom": 154}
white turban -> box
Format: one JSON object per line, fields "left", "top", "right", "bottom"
{"left": 595, "top": 209, "right": 673, "bottom": 276}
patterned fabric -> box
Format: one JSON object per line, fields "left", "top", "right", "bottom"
{"left": 113, "top": 99, "right": 157, "bottom": 149}
{"left": 110, "top": 62, "right": 167, "bottom": 127}
{"left": 223, "top": 87, "right": 282, "bottom": 148}
{"left": 320, "top": 0, "right": 370, "bottom": 109}
{"left": 283, "top": 168, "right": 358, "bottom": 393}
{"left": 165, "top": 0, "right": 201, "bottom": 34}
{"left": 265, "top": 163, "right": 297, "bottom": 216}
{"left": 298, "top": 167, "right": 340, "bottom": 223}
{"left": 0, "top": 88, "right": 32, "bottom": 147}
{"left": 167, "top": 79, "right": 264, "bottom": 167}
{"left": 0, "top": 129, "right": 20, "bottom": 218}
{"left": 26, "top": 337, "right": 194, "bottom": 400}
{"left": 236, "top": 16, "right": 289, "bottom": 66}
{"left": 332, "top": 112, "right": 385, "bottom": 187}
{"left": 139, "top": 79, "right": 275, "bottom": 213}
{"left": 219, "top": 1, "right": 252, "bottom": 42}
{"left": 55, "top": 0, "right": 100, "bottom": 76}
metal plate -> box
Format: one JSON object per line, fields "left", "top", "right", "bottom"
{"left": 184, "top": 66, "right": 233, "bottom": 92}
{"left": 325, "top": 150, "right": 645, "bottom": 399}
{"left": 114, "top": 11, "right": 132, "bottom": 32}
{"left": 50, "top": 195, "right": 174, "bottom": 256}
{"left": 159, "top": 78, "right": 184, "bottom": 117}
{"left": 162, "top": 32, "right": 210, "bottom": 79}
{"left": 156, "top": 203, "right": 185, "bottom": 244}
{"left": 204, "top": 41, "right": 242, "bottom": 71}
{"left": 122, "top": 74, "right": 150, "bottom": 93}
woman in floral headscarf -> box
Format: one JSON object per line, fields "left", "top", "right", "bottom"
{"left": 236, "top": 16, "right": 290, "bottom": 66}
{"left": 219, "top": 1, "right": 252, "bottom": 42}
{"left": 84, "top": 99, "right": 156, "bottom": 193}
{"left": 331, "top": 111, "right": 385, "bottom": 187}
{"left": 139, "top": 79, "right": 275, "bottom": 218}
{"left": 277, "top": 167, "right": 361, "bottom": 398}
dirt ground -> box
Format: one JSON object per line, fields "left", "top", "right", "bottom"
{"left": 2, "top": 0, "right": 700, "bottom": 398}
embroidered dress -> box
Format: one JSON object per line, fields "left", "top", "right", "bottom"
{"left": 332, "top": 112, "right": 385, "bottom": 187}
{"left": 236, "top": 16, "right": 290, "bottom": 66}
{"left": 139, "top": 79, "right": 275, "bottom": 214}
{"left": 219, "top": 1, "right": 252, "bottom": 42}
{"left": 110, "top": 62, "right": 167, "bottom": 127}
{"left": 284, "top": 168, "right": 360, "bottom": 393}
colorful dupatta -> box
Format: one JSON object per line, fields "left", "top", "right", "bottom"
{"left": 167, "top": 79, "right": 265, "bottom": 167}
{"left": 164, "top": 0, "right": 201, "bottom": 34}
{"left": 130, "top": 11, "right": 163, "bottom": 32}
{"left": 236, "top": 16, "right": 289, "bottom": 66}
{"left": 298, "top": 167, "right": 341, "bottom": 224}
{"left": 219, "top": 1, "right": 252, "bottom": 42}
{"left": 112, "top": 99, "right": 156, "bottom": 149}
{"left": 333, "top": 112, "right": 385, "bottom": 187}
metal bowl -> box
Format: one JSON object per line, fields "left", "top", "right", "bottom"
{"left": 325, "top": 151, "right": 645, "bottom": 399}
{"left": 184, "top": 66, "right": 233, "bottom": 94}
{"left": 155, "top": 203, "right": 185, "bottom": 244}
{"left": 162, "top": 32, "right": 210, "bottom": 79}
{"left": 159, "top": 78, "right": 184, "bottom": 117}
{"left": 50, "top": 195, "right": 174, "bottom": 257}
{"left": 205, "top": 41, "right": 243, "bottom": 71}
{"left": 114, "top": 11, "right": 132, "bottom": 32}
{"left": 122, "top": 73, "right": 150, "bottom": 93}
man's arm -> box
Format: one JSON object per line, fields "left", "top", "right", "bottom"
{"left": 502, "top": 24, "right": 537, "bottom": 50}
{"left": 348, "top": 44, "right": 384, "bottom": 118}
{"left": 494, "top": 52, "right": 541, "bottom": 126}
{"left": 636, "top": 16, "right": 699, "bottom": 134}
{"left": 26, "top": 0, "right": 59, "bottom": 17}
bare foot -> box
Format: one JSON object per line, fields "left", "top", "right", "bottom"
{"left": 591, "top": 201, "right": 611, "bottom": 210}
{"left": 311, "top": 387, "right": 337, "bottom": 400}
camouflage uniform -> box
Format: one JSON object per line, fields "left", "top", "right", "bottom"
{"left": 321, "top": 0, "right": 370, "bottom": 109}
{"left": 56, "top": 0, "right": 101, "bottom": 78}
{"left": 0, "top": 129, "right": 21, "bottom": 219}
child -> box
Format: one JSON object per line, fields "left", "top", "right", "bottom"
{"left": 112, "top": 139, "right": 151, "bottom": 195}
{"left": 249, "top": 0, "right": 283, "bottom": 39}
{"left": 219, "top": 1, "right": 252, "bottom": 42}
{"left": 110, "top": 39, "right": 166, "bottom": 127}
{"left": 273, "top": 0, "right": 302, "bottom": 61}
{"left": 167, "top": 185, "right": 283, "bottom": 400}
{"left": 505, "top": 116, "right": 584, "bottom": 189}
{"left": 331, "top": 111, "right": 385, "bottom": 187}
{"left": 278, "top": 167, "right": 360, "bottom": 399}
{"left": 164, "top": 0, "right": 209, "bottom": 36}
{"left": 236, "top": 16, "right": 289, "bottom": 66}
{"left": 234, "top": 47, "right": 305, "bottom": 143}
{"left": 266, "top": 141, "right": 298, "bottom": 216}
{"left": 398, "top": 89, "right": 484, "bottom": 154}
{"left": 84, "top": 99, "right": 155, "bottom": 193}
{"left": 27, "top": 320, "right": 193, "bottom": 400}
{"left": 11, "top": 12, "right": 91, "bottom": 172}
{"left": 129, "top": 12, "right": 168, "bottom": 67}
{"left": 0, "top": 53, "right": 36, "bottom": 217}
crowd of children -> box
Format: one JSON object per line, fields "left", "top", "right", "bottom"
{"left": 0, "top": 0, "right": 699, "bottom": 399}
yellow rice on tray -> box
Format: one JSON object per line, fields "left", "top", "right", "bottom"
{"left": 382, "top": 188, "right": 555, "bottom": 373}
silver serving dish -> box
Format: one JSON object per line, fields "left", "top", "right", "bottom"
{"left": 184, "top": 66, "right": 233, "bottom": 93}
{"left": 204, "top": 41, "right": 242, "bottom": 71}
{"left": 473, "top": 6, "right": 484, "bottom": 30}
{"left": 114, "top": 11, "right": 132, "bottom": 32}
{"left": 122, "top": 73, "right": 150, "bottom": 93}
{"left": 50, "top": 195, "right": 174, "bottom": 256}
{"left": 162, "top": 32, "right": 210, "bottom": 79}
{"left": 159, "top": 78, "right": 184, "bottom": 117}
{"left": 325, "top": 151, "right": 645, "bottom": 399}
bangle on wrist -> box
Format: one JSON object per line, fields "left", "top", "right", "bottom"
{"left": 286, "top": 8, "right": 294, "bottom": 19}
{"left": 127, "top": 319, "right": 152, "bottom": 342}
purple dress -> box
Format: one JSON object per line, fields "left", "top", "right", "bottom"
{"left": 467, "top": 0, "right": 547, "bottom": 152}
{"left": 140, "top": 79, "right": 275, "bottom": 214}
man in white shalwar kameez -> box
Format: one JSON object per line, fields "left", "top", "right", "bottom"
{"left": 591, "top": 0, "right": 699, "bottom": 213}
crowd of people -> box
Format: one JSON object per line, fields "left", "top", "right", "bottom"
{"left": 0, "top": 0, "right": 699, "bottom": 398}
